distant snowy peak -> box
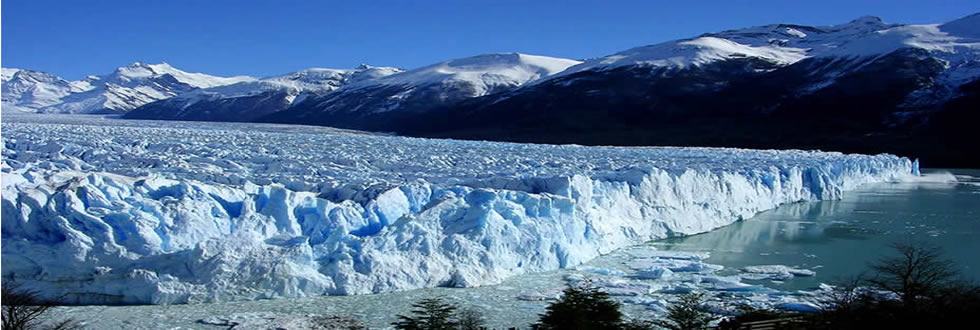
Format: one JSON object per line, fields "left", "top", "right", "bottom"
{"left": 122, "top": 64, "right": 405, "bottom": 122}
{"left": 2, "top": 62, "right": 257, "bottom": 114}
{"left": 1, "top": 68, "right": 84, "bottom": 111}
{"left": 555, "top": 14, "right": 979, "bottom": 78}
{"left": 571, "top": 37, "right": 809, "bottom": 73}
{"left": 373, "top": 53, "right": 581, "bottom": 96}
{"left": 175, "top": 65, "right": 404, "bottom": 101}
{"left": 264, "top": 68, "right": 353, "bottom": 89}
{"left": 257, "top": 53, "right": 581, "bottom": 124}
{"left": 107, "top": 62, "right": 255, "bottom": 88}
{"left": 263, "top": 65, "right": 404, "bottom": 92}
{"left": 1, "top": 68, "right": 22, "bottom": 81}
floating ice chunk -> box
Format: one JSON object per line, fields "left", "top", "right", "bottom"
{"left": 623, "top": 296, "right": 670, "bottom": 313}
{"left": 659, "top": 282, "right": 700, "bottom": 294}
{"left": 696, "top": 275, "right": 746, "bottom": 288}
{"left": 602, "top": 287, "right": 648, "bottom": 297}
{"left": 563, "top": 275, "right": 658, "bottom": 297}
{"left": 634, "top": 266, "right": 674, "bottom": 280}
{"left": 562, "top": 274, "right": 587, "bottom": 283}
{"left": 694, "top": 275, "right": 777, "bottom": 293}
{"left": 605, "top": 285, "right": 657, "bottom": 296}
{"left": 672, "top": 262, "right": 725, "bottom": 273}
{"left": 741, "top": 273, "right": 793, "bottom": 281}
{"left": 596, "top": 279, "right": 658, "bottom": 296}
{"left": 575, "top": 266, "right": 627, "bottom": 276}
{"left": 628, "top": 258, "right": 724, "bottom": 273}
{"left": 741, "top": 265, "right": 816, "bottom": 281}
{"left": 199, "top": 312, "right": 366, "bottom": 330}
{"left": 622, "top": 296, "right": 668, "bottom": 307}
{"left": 890, "top": 171, "right": 958, "bottom": 184}
{"left": 625, "top": 249, "right": 710, "bottom": 261}
{"left": 516, "top": 288, "right": 564, "bottom": 301}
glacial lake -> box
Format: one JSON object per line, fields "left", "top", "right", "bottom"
{"left": 49, "top": 169, "right": 980, "bottom": 329}
{"left": 650, "top": 168, "right": 980, "bottom": 291}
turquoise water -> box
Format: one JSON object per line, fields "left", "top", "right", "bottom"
{"left": 650, "top": 169, "right": 980, "bottom": 291}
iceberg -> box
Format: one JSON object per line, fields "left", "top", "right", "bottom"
{"left": 575, "top": 266, "right": 627, "bottom": 277}
{"left": 741, "top": 265, "right": 817, "bottom": 281}
{"left": 634, "top": 266, "right": 674, "bottom": 280}
{"left": 0, "top": 115, "right": 917, "bottom": 304}
{"left": 627, "top": 258, "right": 725, "bottom": 274}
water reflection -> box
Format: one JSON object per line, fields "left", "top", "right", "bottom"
{"left": 652, "top": 169, "right": 980, "bottom": 290}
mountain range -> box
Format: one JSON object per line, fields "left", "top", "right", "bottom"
{"left": 3, "top": 14, "right": 978, "bottom": 166}
{"left": 2, "top": 63, "right": 253, "bottom": 114}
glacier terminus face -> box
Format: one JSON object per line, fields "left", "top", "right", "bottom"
{"left": 0, "top": 114, "right": 917, "bottom": 304}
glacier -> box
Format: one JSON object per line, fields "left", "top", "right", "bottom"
{"left": 0, "top": 114, "right": 917, "bottom": 304}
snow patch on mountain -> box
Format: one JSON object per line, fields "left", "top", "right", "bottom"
{"left": 371, "top": 53, "right": 581, "bottom": 97}
{"left": 2, "top": 68, "right": 22, "bottom": 81}
{"left": 110, "top": 62, "right": 253, "bottom": 88}
{"left": 784, "top": 28, "right": 808, "bottom": 38}
{"left": 592, "top": 37, "right": 808, "bottom": 70}
{"left": 173, "top": 65, "right": 404, "bottom": 104}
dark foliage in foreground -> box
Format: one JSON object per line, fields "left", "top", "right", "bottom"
{"left": 455, "top": 307, "right": 488, "bottom": 330}
{"left": 533, "top": 284, "right": 625, "bottom": 330}
{"left": 393, "top": 298, "right": 459, "bottom": 330}
{"left": 396, "top": 240, "right": 980, "bottom": 329}
{"left": 805, "top": 241, "right": 980, "bottom": 329}
{"left": 654, "top": 292, "right": 716, "bottom": 330}
{"left": 392, "top": 297, "right": 488, "bottom": 330}
{"left": 1, "top": 284, "right": 82, "bottom": 330}
{"left": 717, "top": 306, "right": 805, "bottom": 330}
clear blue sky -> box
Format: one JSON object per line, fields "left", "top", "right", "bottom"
{"left": 3, "top": 0, "right": 978, "bottom": 80}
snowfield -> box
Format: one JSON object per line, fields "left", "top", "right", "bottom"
{"left": 1, "top": 114, "right": 917, "bottom": 304}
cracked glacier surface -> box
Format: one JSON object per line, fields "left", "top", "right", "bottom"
{"left": 1, "top": 114, "right": 917, "bottom": 304}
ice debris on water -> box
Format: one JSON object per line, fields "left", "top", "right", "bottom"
{"left": 741, "top": 265, "right": 817, "bottom": 281}
{"left": 556, "top": 247, "right": 835, "bottom": 315}
{"left": 198, "top": 313, "right": 366, "bottom": 330}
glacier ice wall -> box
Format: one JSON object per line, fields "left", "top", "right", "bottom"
{"left": 1, "top": 115, "right": 917, "bottom": 304}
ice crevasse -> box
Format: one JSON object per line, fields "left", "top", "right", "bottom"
{"left": 1, "top": 137, "right": 917, "bottom": 305}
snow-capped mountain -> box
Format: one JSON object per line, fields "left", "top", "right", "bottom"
{"left": 257, "top": 53, "right": 581, "bottom": 129}
{"left": 123, "top": 53, "right": 577, "bottom": 124}
{"left": 1, "top": 68, "right": 89, "bottom": 112}
{"left": 256, "top": 15, "right": 978, "bottom": 143}
{"left": 551, "top": 15, "right": 976, "bottom": 79}
{"left": 369, "top": 53, "right": 582, "bottom": 99}
{"left": 389, "top": 14, "right": 979, "bottom": 167}
{"left": 123, "top": 65, "right": 404, "bottom": 122}
{"left": 7, "top": 14, "right": 980, "bottom": 166}
{"left": 2, "top": 62, "right": 254, "bottom": 114}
